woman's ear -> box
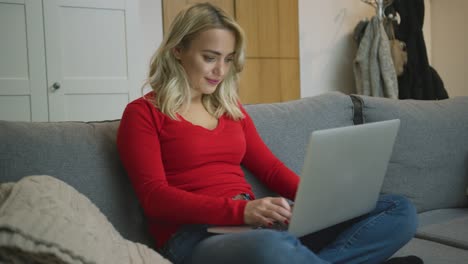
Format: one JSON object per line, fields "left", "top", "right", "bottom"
{"left": 173, "top": 47, "right": 182, "bottom": 60}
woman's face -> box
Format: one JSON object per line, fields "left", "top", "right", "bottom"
{"left": 174, "top": 28, "right": 236, "bottom": 99}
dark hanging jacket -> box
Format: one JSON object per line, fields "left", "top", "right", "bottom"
{"left": 391, "top": 0, "right": 449, "bottom": 100}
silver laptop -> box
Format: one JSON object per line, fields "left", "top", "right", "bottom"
{"left": 208, "top": 119, "right": 400, "bottom": 237}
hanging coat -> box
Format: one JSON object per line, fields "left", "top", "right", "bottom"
{"left": 391, "top": 0, "right": 449, "bottom": 100}
{"left": 354, "top": 16, "right": 398, "bottom": 99}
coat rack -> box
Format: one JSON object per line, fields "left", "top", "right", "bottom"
{"left": 361, "top": 0, "right": 394, "bottom": 20}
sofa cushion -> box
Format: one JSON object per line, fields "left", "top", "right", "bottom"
{"left": 418, "top": 208, "right": 468, "bottom": 228}
{"left": 0, "top": 120, "right": 153, "bottom": 247}
{"left": 416, "top": 208, "right": 468, "bottom": 252}
{"left": 356, "top": 95, "right": 468, "bottom": 212}
{"left": 244, "top": 92, "right": 355, "bottom": 197}
{"left": 417, "top": 216, "right": 468, "bottom": 250}
{"left": 0, "top": 175, "right": 170, "bottom": 264}
{"left": 393, "top": 238, "right": 468, "bottom": 264}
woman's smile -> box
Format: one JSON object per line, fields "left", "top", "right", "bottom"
{"left": 206, "top": 78, "right": 221, "bottom": 85}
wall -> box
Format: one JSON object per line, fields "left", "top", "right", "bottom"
{"left": 299, "top": 0, "right": 372, "bottom": 97}
{"left": 138, "top": 1, "right": 466, "bottom": 99}
{"left": 142, "top": 0, "right": 372, "bottom": 98}
{"left": 298, "top": 0, "right": 434, "bottom": 98}
{"left": 430, "top": 0, "right": 468, "bottom": 97}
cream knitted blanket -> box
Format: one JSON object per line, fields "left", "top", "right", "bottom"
{"left": 0, "top": 175, "right": 171, "bottom": 264}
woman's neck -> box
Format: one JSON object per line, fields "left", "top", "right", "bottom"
{"left": 180, "top": 95, "right": 205, "bottom": 115}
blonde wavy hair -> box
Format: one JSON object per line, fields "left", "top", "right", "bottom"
{"left": 145, "top": 2, "right": 245, "bottom": 120}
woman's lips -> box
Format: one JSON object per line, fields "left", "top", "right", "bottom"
{"left": 206, "top": 78, "right": 220, "bottom": 85}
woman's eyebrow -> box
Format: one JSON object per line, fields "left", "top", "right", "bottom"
{"left": 202, "top": 50, "right": 235, "bottom": 56}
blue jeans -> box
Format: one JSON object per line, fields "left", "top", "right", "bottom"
{"left": 160, "top": 194, "right": 417, "bottom": 264}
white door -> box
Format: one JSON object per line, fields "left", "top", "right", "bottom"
{"left": 0, "top": 0, "right": 48, "bottom": 121}
{"left": 44, "top": 0, "right": 143, "bottom": 121}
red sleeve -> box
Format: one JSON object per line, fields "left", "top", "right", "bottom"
{"left": 240, "top": 105, "right": 300, "bottom": 200}
{"left": 116, "top": 100, "right": 248, "bottom": 225}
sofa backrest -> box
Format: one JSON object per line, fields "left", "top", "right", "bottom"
{"left": 244, "top": 92, "right": 355, "bottom": 197}
{"left": 0, "top": 120, "right": 155, "bottom": 247}
{"left": 0, "top": 92, "right": 354, "bottom": 248}
{"left": 356, "top": 95, "right": 468, "bottom": 212}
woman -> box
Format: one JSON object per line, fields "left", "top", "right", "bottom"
{"left": 117, "top": 3, "right": 419, "bottom": 264}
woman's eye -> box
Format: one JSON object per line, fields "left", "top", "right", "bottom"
{"left": 225, "top": 57, "right": 234, "bottom": 63}
{"left": 204, "top": 56, "right": 216, "bottom": 62}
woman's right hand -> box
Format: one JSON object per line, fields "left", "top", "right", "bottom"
{"left": 243, "top": 197, "right": 292, "bottom": 227}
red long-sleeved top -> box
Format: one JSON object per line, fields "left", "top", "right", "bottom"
{"left": 116, "top": 92, "right": 299, "bottom": 248}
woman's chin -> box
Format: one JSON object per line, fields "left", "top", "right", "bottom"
{"left": 202, "top": 87, "right": 218, "bottom": 95}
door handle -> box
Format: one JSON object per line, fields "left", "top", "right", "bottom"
{"left": 52, "top": 82, "right": 61, "bottom": 90}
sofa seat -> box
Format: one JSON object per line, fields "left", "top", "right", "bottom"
{"left": 394, "top": 238, "right": 468, "bottom": 264}
{"left": 415, "top": 208, "right": 468, "bottom": 250}
{"left": 396, "top": 208, "right": 468, "bottom": 263}
{"left": 418, "top": 208, "right": 468, "bottom": 227}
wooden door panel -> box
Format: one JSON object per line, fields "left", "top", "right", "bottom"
{"left": 236, "top": 0, "right": 299, "bottom": 102}
{"left": 239, "top": 58, "right": 281, "bottom": 104}
{"left": 280, "top": 59, "right": 300, "bottom": 101}
{"left": 162, "top": 0, "right": 186, "bottom": 34}
{"left": 257, "top": 0, "right": 280, "bottom": 58}
{"left": 237, "top": 0, "right": 298, "bottom": 59}
{"left": 238, "top": 59, "right": 261, "bottom": 103}
{"left": 239, "top": 58, "right": 299, "bottom": 104}
{"left": 278, "top": 0, "right": 299, "bottom": 58}
{"left": 234, "top": 0, "right": 259, "bottom": 56}
{"left": 236, "top": 0, "right": 280, "bottom": 58}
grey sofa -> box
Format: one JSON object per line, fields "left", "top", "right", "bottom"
{"left": 1, "top": 92, "right": 468, "bottom": 263}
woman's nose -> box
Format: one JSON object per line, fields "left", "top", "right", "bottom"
{"left": 213, "top": 61, "right": 225, "bottom": 76}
